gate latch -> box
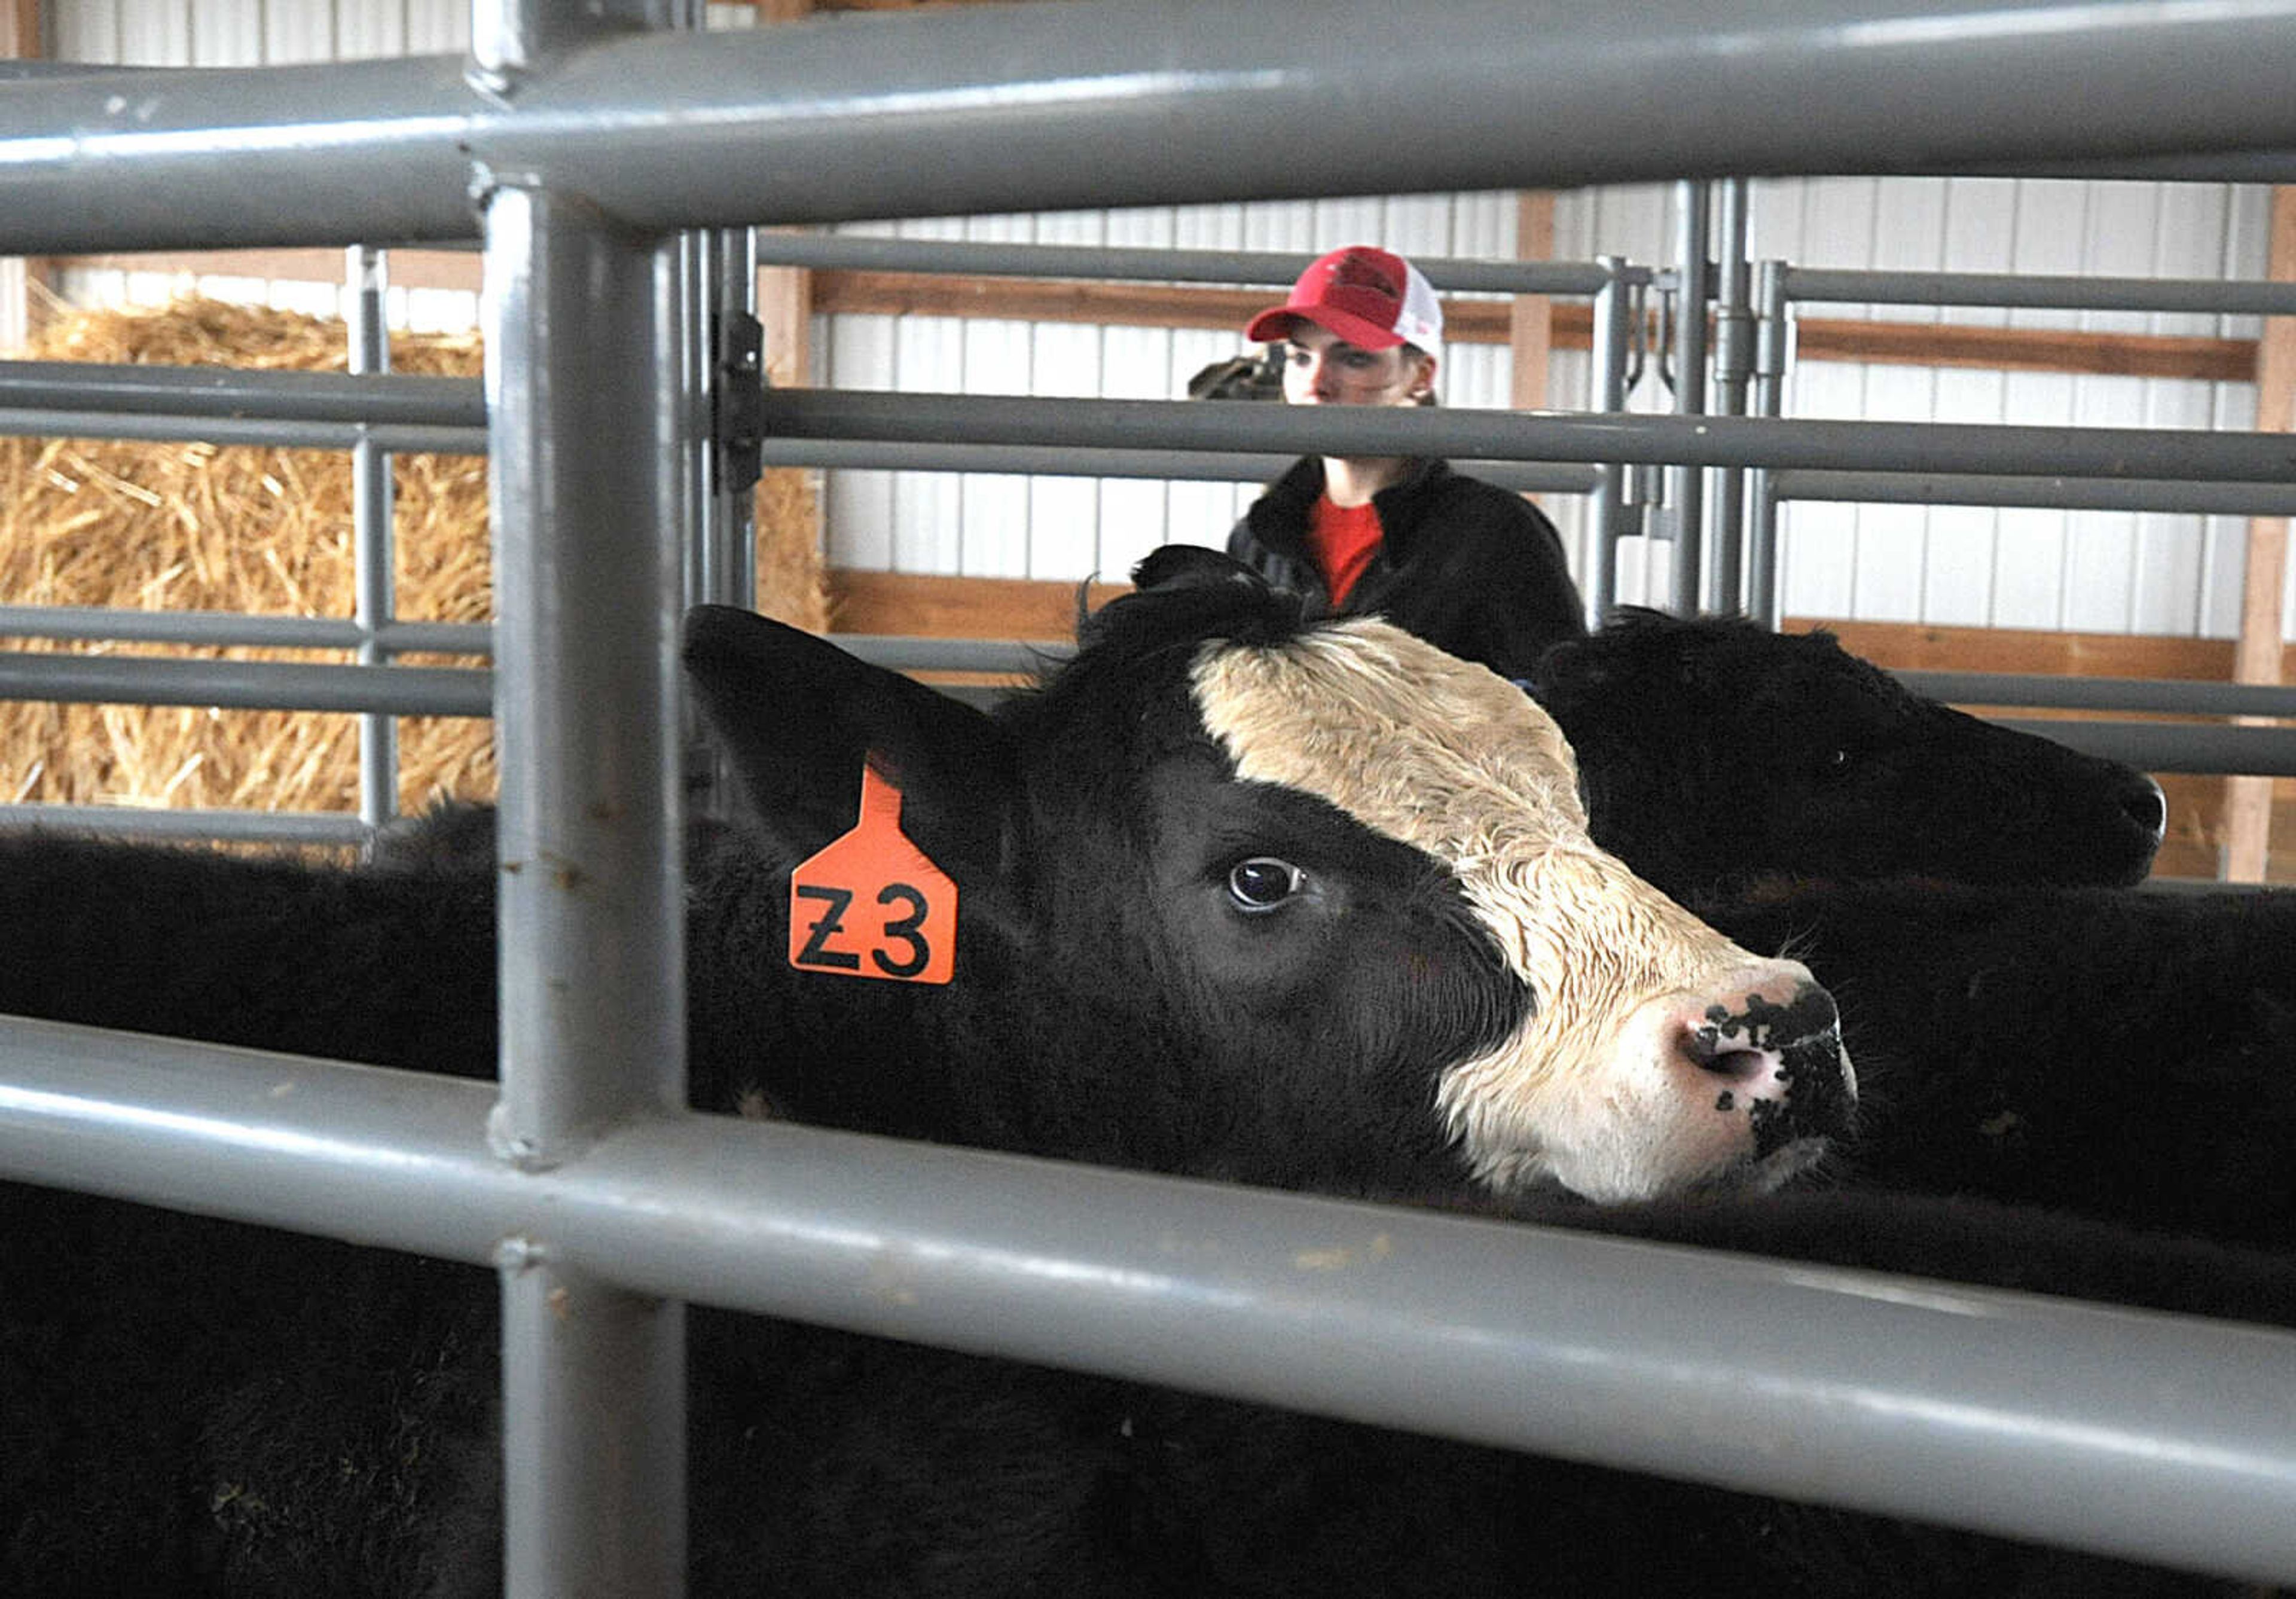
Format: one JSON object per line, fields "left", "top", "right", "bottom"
{"left": 714, "top": 310, "right": 765, "bottom": 496}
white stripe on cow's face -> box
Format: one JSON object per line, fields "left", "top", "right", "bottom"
{"left": 1192, "top": 620, "right": 1851, "bottom": 1202}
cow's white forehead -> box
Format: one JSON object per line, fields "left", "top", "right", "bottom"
{"left": 1188, "top": 618, "right": 1590, "bottom": 847}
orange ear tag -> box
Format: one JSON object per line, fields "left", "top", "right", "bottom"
{"left": 787, "top": 764, "right": 957, "bottom": 984}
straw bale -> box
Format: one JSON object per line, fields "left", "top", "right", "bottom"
{"left": 1, "top": 295, "right": 826, "bottom": 821}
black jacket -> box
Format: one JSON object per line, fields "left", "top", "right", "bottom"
{"left": 1225, "top": 456, "right": 1586, "bottom": 679}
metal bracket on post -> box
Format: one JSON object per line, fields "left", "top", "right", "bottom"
{"left": 713, "top": 307, "right": 765, "bottom": 499}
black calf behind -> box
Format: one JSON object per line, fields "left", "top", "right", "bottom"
{"left": 1530, "top": 609, "right": 2167, "bottom": 899}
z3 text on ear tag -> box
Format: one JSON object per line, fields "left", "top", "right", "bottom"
{"left": 788, "top": 764, "right": 957, "bottom": 984}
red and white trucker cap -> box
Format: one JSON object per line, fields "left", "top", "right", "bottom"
{"left": 1245, "top": 245, "right": 1443, "bottom": 355}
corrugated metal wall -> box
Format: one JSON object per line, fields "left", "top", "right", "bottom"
{"left": 29, "top": 0, "right": 2292, "bottom": 641}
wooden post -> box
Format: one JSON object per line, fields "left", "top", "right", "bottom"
{"left": 1507, "top": 191, "right": 1556, "bottom": 413}
{"left": 2222, "top": 185, "right": 2294, "bottom": 883}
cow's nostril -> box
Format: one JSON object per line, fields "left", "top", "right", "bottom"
{"left": 1680, "top": 1023, "right": 1778, "bottom": 1084}
{"left": 1696, "top": 1044, "right": 1773, "bottom": 1084}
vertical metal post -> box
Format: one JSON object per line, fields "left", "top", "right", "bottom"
{"left": 676, "top": 225, "right": 760, "bottom": 820}
{"left": 1707, "top": 179, "right": 1752, "bottom": 616}
{"left": 712, "top": 225, "right": 760, "bottom": 613}
{"left": 484, "top": 179, "right": 691, "bottom": 1599}
{"left": 475, "top": 0, "right": 695, "bottom": 1568}
{"left": 1747, "top": 258, "right": 1791, "bottom": 630}
{"left": 1584, "top": 255, "right": 1633, "bottom": 628}
{"left": 348, "top": 245, "right": 400, "bottom": 827}
{"left": 1665, "top": 179, "right": 1711, "bottom": 616}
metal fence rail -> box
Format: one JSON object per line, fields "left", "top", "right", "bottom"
{"left": 7, "top": 2, "right": 2296, "bottom": 1591}
{"left": 1737, "top": 257, "right": 2296, "bottom": 624}
{"left": 5, "top": 1013, "right": 2295, "bottom": 1588}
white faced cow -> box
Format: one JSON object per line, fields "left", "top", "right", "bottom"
{"left": 677, "top": 544, "right": 1852, "bottom": 1204}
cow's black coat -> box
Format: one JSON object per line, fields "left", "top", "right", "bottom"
{"left": 1528, "top": 609, "right": 2168, "bottom": 900}
{"left": 1703, "top": 877, "right": 2296, "bottom": 1249}
{"left": 0, "top": 562, "right": 2287, "bottom": 1595}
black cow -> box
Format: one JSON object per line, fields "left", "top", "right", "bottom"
{"left": 1527, "top": 609, "right": 2168, "bottom": 901}
{"left": 1703, "top": 875, "right": 2296, "bottom": 1250}
{"left": 8, "top": 1174, "right": 2295, "bottom": 1598}
{"left": 3, "top": 554, "right": 2285, "bottom": 1594}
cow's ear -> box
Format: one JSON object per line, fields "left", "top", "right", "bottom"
{"left": 681, "top": 605, "right": 1019, "bottom": 888}
{"left": 1129, "top": 544, "right": 1265, "bottom": 594}
{"left": 1521, "top": 633, "right": 1596, "bottom": 700}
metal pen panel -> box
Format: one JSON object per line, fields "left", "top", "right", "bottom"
{"left": 1665, "top": 179, "right": 1710, "bottom": 615}
{"left": 756, "top": 387, "right": 2296, "bottom": 483}
{"left": 1992, "top": 719, "right": 2296, "bottom": 777}
{"left": 0, "top": 802, "right": 373, "bottom": 846}
{"left": 0, "top": 604, "right": 488, "bottom": 654}
{"left": 1781, "top": 265, "right": 2296, "bottom": 316}
{"left": 760, "top": 437, "right": 1603, "bottom": 494}
{"left": 1583, "top": 257, "right": 1637, "bottom": 627}
{"left": 4, "top": 1017, "right": 2295, "bottom": 1589}
{"left": 1898, "top": 672, "right": 2296, "bottom": 720}
{"left": 1775, "top": 468, "right": 2296, "bottom": 518}
{"left": 1708, "top": 179, "right": 1754, "bottom": 615}
{"left": 0, "top": 358, "right": 485, "bottom": 426}
{"left": 0, "top": 410, "right": 487, "bottom": 451}
{"left": 348, "top": 245, "right": 401, "bottom": 827}
{"left": 0, "top": 650, "right": 491, "bottom": 716}
{"left": 481, "top": 185, "right": 689, "bottom": 1597}
{"left": 751, "top": 231, "right": 1616, "bottom": 296}
{"left": 1747, "top": 259, "right": 1791, "bottom": 628}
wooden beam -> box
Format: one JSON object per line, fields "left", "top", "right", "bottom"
{"left": 65, "top": 248, "right": 486, "bottom": 295}
{"left": 830, "top": 567, "right": 1125, "bottom": 639}
{"left": 1507, "top": 193, "right": 1556, "bottom": 412}
{"left": 1791, "top": 316, "right": 2255, "bottom": 382}
{"left": 2222, "top": 185, "right": 2296, "bottom": 883}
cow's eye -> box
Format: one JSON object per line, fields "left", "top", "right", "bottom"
{"left": 1819, "top": 746, "right": 1857, "bottom": 783}
{"left": 1227, "top": 856, "right": 1308, "bottom": 913}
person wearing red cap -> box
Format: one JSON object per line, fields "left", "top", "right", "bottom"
{"left": 1223, "top": 245, "right": 1586, "bottom": 676}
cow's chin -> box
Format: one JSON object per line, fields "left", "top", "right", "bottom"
{"left": 1475, "top": 1133, "right": 1836, "bottom": 1208}
{"left": 1669, "top": 1134, "right": 1834, "bottom": 1199}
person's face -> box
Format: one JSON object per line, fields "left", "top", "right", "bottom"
{"left": 1281, "top": 322, "right": 1435, "bottom": 407}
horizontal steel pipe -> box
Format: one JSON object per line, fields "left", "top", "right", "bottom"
{"left": 758, "top": 437, "right": 1604, "bottom": 495}
{"left": 0, "top": 359, "right": 485, "bottom": 426}
{"left": 0, "top": 409, "right": 487, "bottom": 454}
{"left": 761, "top": 389, "right": 2296, "bottom": 483}
{"left": 0, "top": 604, "right": 490, "bottom": 657}
{"left": 1900, "top": 671, "right": 2296, "bottom": 720}
{"left": 752, "top": 233, "right": 1614, "bottom": 295}
{"left": 1, "top": 1015, "right": 2292, "bottom": 1585}
{"left": 6, "top": 361, "right": 2285, "bottom": 487}
{"left": 0, "top": 650, "right": 492, "bottom": 716}
{"left": 9, "top": 1, "right": 2296, "bottom": 252}
{"left": 1775, "top": 468, "right": 2296, "bottom": 518}
{"left": 0, "top": 802, "right": 371, "bottom": 846}
{"left": 1782, "top": 266, "right": 2296, "bottom": 316}
{"left": 1995, "top": 718, "right": 2296, "bottom": 777}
